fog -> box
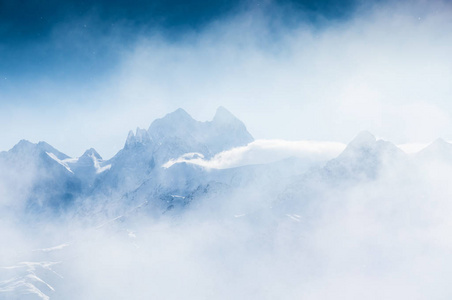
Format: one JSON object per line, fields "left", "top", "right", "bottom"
{"left": 2, "top": 136, "right": 452, "bottom": 299}
{"left": 1, "top": 0, "right": 452, "bottom": 299}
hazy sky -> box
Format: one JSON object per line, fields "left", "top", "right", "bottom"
{"left": 1, "top": 0, "right": 451, "bottom": 158}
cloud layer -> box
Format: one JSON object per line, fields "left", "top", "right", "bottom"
{"left": 163, "top": 139, "right": 346, "bottom": 169}
{"left": 3, "top": 137, "right": 452, "bottom": 299}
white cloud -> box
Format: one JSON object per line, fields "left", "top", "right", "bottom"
{"left": 163, "top": 139, "right": 346, "bottom": 169}
{"left": 163, "top": 137, "right": 449, "bottom": 170}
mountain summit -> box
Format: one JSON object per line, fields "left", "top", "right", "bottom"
{"left": 417, "top": 138, "right": 452, "bottom": 163}
{"left": 324, "top": 131, "right": 405, "bottom": 181}
{"left": 146, "top": 107, "right": 254, "bottom": 159}
{"left": 212, "top": 106, "right": 240, "bottom": 124}
{"left": 94, "top": 107, "right": 254, "bottom": 194}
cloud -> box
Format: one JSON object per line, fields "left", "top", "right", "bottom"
{"left": 3, "top": 142, "right": 452, "bottom": 299}
{"left": 163, "top": 139, "right": 346, "bottom": 169}
{"left": 162, "top": 137, "right": 447, "bottom": 170}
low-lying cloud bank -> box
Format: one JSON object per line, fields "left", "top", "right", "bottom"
{"left": 163, "top": 139, "right": 347, "bottom": 169}
{"left": 163, "top": 138, "right": 444, "bottom": 169}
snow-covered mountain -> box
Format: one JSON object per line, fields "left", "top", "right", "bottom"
{"left": 92, "top": 107, "right": 254, "bottom": 208}
{"left": 3, "top": 109, "right": 452, "bottom": 300}
{"left": 1, "top": 108, "right": 448, "bottom": 219}
{"left": 0, "top": 107, "right": 256, "bottom": 215}
{"left": 416, "top": 138, "right": 452, "bottom": 163}
{"left": 0, "top": 140, "right": 82, "bottom": 212}
{"left": 147, "top": 106, "right": 253, "bottom": 159}
{"left": 323, "top": 131, "right": 406, "bottom": 182}
{"left": 276, "top": 132, "right": 408, "bottom": 214}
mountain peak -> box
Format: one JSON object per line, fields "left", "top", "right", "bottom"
{"left": 148, "top": 108, "right": 196, "bottom": 131}
{"left": 212, "top": 106, "right": 238, "bottom": 123}
{"left": 135, "top": 127, "right": 151, "bottom": 143}
{"left": 10, "top": 140, "right": 69, "bottom": 160}
{"left": 348, "top": 131, "right": 377, "bottom": 148}
{"left": 338, "top": 131, "right": 399, "bottom": 162}
{"left": 424, "top": 138, "right": 452, "bottom": 152}
{"left": 9, "top": 139, "right": 35, "bottom": 155}
{"left": 125, "top": 128, "right": 152, "bottom": 148}
{"left": 326, "top": 131, "right": 404, "bottom": 181}
{"left": 13, "top": 139, "right": 33, "bottom": 148}
{"left": 81, "top": 148, "right": 102, "bottom": 160}
{"left": 165, "top": 108, "right": 193, "bottom": 121}
{"left": 431, "top": 138, "right": 450, "bottom": 147}
{"left": 125, "top": 130, "right": 135, "bottom": 148}
{"left": 417, "top": 138, "right": 452, "bottom": 160}
{"left": 148, "top": 108, "right": 198, "bottom": 142}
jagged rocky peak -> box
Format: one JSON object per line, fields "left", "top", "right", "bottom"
{"left": 125, "top": 127, "right": 152, "bottom": 148}
{"left": 116, "top": 107, "right": 253, "bottom": 163}
{"left": 135, "top": 128, "right": 151, "bottom": 143}
{"left": 126, "top": 130, "right": 135, "bottom": 145}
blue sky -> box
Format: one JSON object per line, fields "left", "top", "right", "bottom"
{"left": 1, "top": 0, "right": 452, "bottom": 158}
{"left": 0, "top": 0, "right": 354, "bottom": 82}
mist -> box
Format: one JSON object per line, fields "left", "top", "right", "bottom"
{"left": 2, "top": 0, "right": 452, "bottom": 299}
{"left": 2, "top": 132, "right": 452, "bottom": 299}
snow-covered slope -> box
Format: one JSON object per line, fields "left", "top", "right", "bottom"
{"left": 276, "top": 132, "right": 408, "bottom": 214}
{"left": 92, "top": 107, "right": 254, "bottom": 202}
{"left": 148, "top": 107, "right": 253, "bottom": 160}
{"left": 4, "top": 110, "right": 452, "bottom": 300}
{"left": 323, "top": 131, "right": 406, "bottom": 181}
{"left": 66, "top": 148, "right": 109, "bottom": 189}
{"left": 0, "top": 107, "right": 257, "bottom": 216}
{"left": 416, "top": 138, "right": 452, "bottom": 163}
{"left": 2, "top": 109, "right": 444, "bottom": 219}
{"left": 0, "top": 140, "right": 82, "bottom": 212}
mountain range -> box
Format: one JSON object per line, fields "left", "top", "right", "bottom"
{"left": 2, "top": 107, "right": 452, "bottom": 300}
{"left": 0, "top": 107, "right": 450, "bottom": 219}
